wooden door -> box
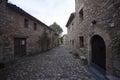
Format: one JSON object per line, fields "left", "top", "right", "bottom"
{"left": 14, "top": 38, "right": 26, "bottom": 56}
{"left": 91, "top": 35, "right": 106, "bottom": 70}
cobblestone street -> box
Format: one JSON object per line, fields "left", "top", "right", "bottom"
{"left": 0, "top": 45, "right": 95, "bottom": 80}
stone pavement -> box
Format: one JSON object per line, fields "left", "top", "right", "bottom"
{"left": 0, "top": 45, "right": 95, "bottom": 80}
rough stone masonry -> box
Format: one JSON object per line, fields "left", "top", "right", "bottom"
{"left": 66, "top": 0, "right": 120, "bottom": 79}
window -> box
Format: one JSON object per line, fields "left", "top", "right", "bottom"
{"left": 44, "top": 28, "right": 46, "bottom": 31}
{"left": 33, "top": 23, "right": 37, "bottom": 30}
{"left": 79, "top": 36, "right": 84, "bottom": 48}
{"left": 79, "top": 8, "right": 83, "bottom": 20}
{"left": 72, "top": 23, "right": 74, "bottom": 26}
{"left": 70, "top": 40, "right": 72, "bottom": 45}
{"left": 72, "top": 40, "right": 74, "bottom": 46}
{"left": 24, "top": 19, "right": 29, "bottom": 28}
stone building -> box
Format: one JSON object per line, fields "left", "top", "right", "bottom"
{"left": 66, "top": 12, "right": 76, "bottom": 52}
{"left": 0, "top": 0, "right": 59, "bottom": 64}
{"left": 66, "top": 0, "right": 120, "bottom": 79}
{"left": 63, "top": 34, "right": 68, "bottom": 45}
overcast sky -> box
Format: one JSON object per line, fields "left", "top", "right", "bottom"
{"left": 8, "top": 0, "right": 75, "bottom": 35}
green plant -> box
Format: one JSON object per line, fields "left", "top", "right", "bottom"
{"left": 50, "top": 22, "right": 63, "bottom": 36}
{"left": 38, "top": 31, "right": 51, "bottom": 52}
{"left": 111, "top": 35, "right": 120, "bottom": 55}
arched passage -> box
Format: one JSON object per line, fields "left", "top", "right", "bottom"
{"left": 91, "top": 35, "right": 106, "bottom": 71}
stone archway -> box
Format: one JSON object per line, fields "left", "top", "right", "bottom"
{"left": 91, "top": 35, "right": 106, "bottom": 71}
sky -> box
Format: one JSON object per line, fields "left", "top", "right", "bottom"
{"left": 8, "top": 0, "right": 75, "bottom": 35}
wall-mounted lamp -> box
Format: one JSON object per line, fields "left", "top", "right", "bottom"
{"left": 91, "top": 20, "right": 97, "bottom": 25}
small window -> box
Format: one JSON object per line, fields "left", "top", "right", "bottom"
{"left": 24, "top": 19, "right": 29, "bottom": 28}
{"left": 79, "top": 36, "right": 84, "bottom": 48}
{"left": 44, "top": 28, "right": 46, "bottom": 32}
{"left": 79, "top": 8, "right": 83, "bottom": 20}
{"left": 70, "top": 40, "right": 72, "bottom": 45}
{"left": 72, "top": 40, "right": 74, "bottom": 46}
{"left": 33, "top": 23, "right": 37, "bottom": 30}
{"left": 49, "top": 30, "right": 51, "bottom": 34}
{"left": 72, "top": 23, "right": 74, "bottom": 25}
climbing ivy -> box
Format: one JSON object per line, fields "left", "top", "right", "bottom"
{"left": 111, "top": 35, "right": 120, "bottom": 55}
{"left": 38, "top": 31, "right": 50, "bottom": 52}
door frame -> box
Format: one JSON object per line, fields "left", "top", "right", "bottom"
{"left": 90, "top": 35, "right": 106, "bottom": 74}
{"left": 14, "top": 38, "right": 27, "bottom": 57}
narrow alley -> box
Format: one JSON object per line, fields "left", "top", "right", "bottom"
{"left": 0, "top": 45, "right": 95, "bottom": 80}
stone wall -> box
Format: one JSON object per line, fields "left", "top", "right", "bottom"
{"left": 0, "top": 1, "right": 59, "bottom": 63}
{"left": 66, "top": 0, "right": 120, "bottom": 79}
{"left": 0, "top": 0, "right": 13, "bottom": 63}
{"left": 66, "top": 13, "right": 76, "bottom": 52}
{"left": 63, "top": 35, "right": 68, "bottom": 45}
{"left": 7, "top": 3, "right": 59, "bottom": 54}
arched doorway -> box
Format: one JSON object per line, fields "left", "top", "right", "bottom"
{"left": 91, "top": 35, "right": 106, "bottom": 71}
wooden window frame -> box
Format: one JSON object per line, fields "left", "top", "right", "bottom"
{"left": 33, "top": 23, "right": 37, "bottom": 30}
{"left": 79, "top": 36, "right": 84, "bottom": 48}
{"left": 24, "top": 19, "right": 29, "bottom": 28}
